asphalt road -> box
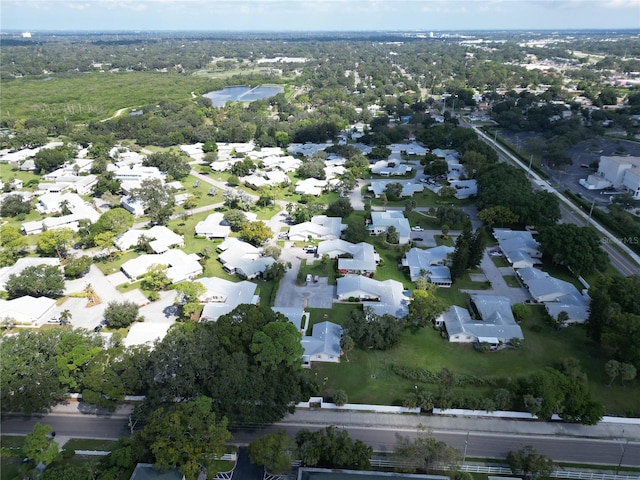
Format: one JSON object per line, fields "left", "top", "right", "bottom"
{"left": 2, "top": 415, "right": 639, "bottom": 467}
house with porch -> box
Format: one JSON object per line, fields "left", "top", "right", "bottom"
{"left": 316, "top": 239, "right": 379, "bottom": 275}
{"left": 493, "top": 229, "right": 542, "bottom": 269}
{"left": 300, "top": 320, "right": 342, "bottom": 367}
{"left": 336, "top": 276, "right": 411, "bottom": 317}
{"left": 198, "top": 277, "right": 259, "bottom": 321}
{"left": 369, "top": 211, "right": 411, "bottom": 244}
{"left": 194, "top": 212, "right": 231, "bottom": 239}
{"left": 115, "top": 226, "right": 184, "bottom": 254}
{"left": 288, "top": 215, "right": 346, "bottom": 241}
{"left": 217, "top": 238, "right": 276, "bottom": 279}
{"left": 120, "top": 249, "right": 202, "bottom": 284}
{"left": 402, "top": 246, "right": 454, "bottom": 282}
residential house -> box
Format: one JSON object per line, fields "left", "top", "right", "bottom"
{"left": 194, "top": 212, "right": 231, "bottom": 239}
{"left": 288, "top": 215, "right": 346, "bottom": 242}
{"left": 317, "top": 239, "right": 379, "bottom": 275}
{"left": 300, "top": 321, "right": 342, "bottom": 367}
{"left": 113, "top": 165, "right": 164, "bottom": 182}
{"left": 402, "top": 246, "right": 454, "bottom": 282}
{"left": 22, "top": 192, "right": 100, "bottom": 235}
{"left": 123, "top": 323, "right": 173, "bottom": 348}
{"left": 370, "top": 160, "right": 412, "bottom": 177}
{"left": 129, "top": 463, "right": 184, "bottom": 480}
{"left": 115, "top": 226, "right": 184, "bottom": 254}
{"left": 516, "top": 267, "right": 590, "bottom": 323}
{"left": 436, "top": 295, "right": 524, "bottom": 345}
{"left": 217, "top": 238, "right": 276, "bottom": 279}
{"left": 336, "top": 276, "right": 411, "bottom": 318}
{"left": 368, "top": 180, "right": 424, "bottom": 199}
{"left": 272, "top": 306, "right": 306, "bottom": 332}
{"left": 0, "top": 295, "right": 57, "bottom": 326}
{"left": 369, "top": 211, "right": 411, "bottom": 244}
{"left": 198, "top": 277, "right": 259, "bottom": 321}
{"left": 120, "top": 249, "right": 202, "bottom": 284}
{"left": 121, "top": 196, "right": 146, "bottom": 217}
{"left": 449, "top": 179, "right": 477, "bottom": 199}
{"left": 287, "top": 143, "right": 333, "bottom": 157}
{"left": 294, "top": 178, "right": 328, "bottom": 196}
{"left": 37, "top": 174, "right": 98, "bottom": 195}
{"left": 493, "top": 229, "right": 542, "bottom": 269}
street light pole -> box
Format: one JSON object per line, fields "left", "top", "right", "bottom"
{"left": 463, "top": 431, "right": 470, "bottom": 464}
{"left": 528, "top": 154, "right": 533, "bottom": 179}
{"left": 587, "top": 198, "right": 596, "bottom": 226}
{"left": 616, "top": 430, "right": 628, "bottom": 475}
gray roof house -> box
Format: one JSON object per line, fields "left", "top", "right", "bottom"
{"left": 493, "top": 229, "right": 542, "bottom": 269}
{"left": 217, "top": 238, "right": 276, "bottom": 279}
{"left": 288, "top": 215, "right": 346, "bottom": 241}
{"left": 369, "top": 211, "right": 411, "bottom": 244}
{"left": 301, "top": 320, "right": 342, "bottom": 366}
{"left": 516, "top": 267, "right": 590, "bottom": 324}
{"left": 368, "top": 180, "right": 424, "bottom": 199}
{"left": 402, "top": 246, "right": 454, "bottom": 282}
{"left": 336, "top": 276, "right": 411, "bottom": 318}
{"left": 317, "top": 239, "right": 379, "bottom": 274}
{"left": 272, "top": 306, "right": 306, "bottom": 331}
{"left": 449, "top": 179, "right": 478, "bottom": 199}
{"left": 198, "top": 277, "right": 259, "bottom": 321}
{"left": 436, "top": 295, "right": 524, "bottom": 345}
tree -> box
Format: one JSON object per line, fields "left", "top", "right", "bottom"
{"left": 450, "top": 226, "right": 471, "bottom": 281}
{"left": 144, "top": 151, "right": 190, "bottom": 180}
{"left": 507, "top": 446, "right": 554, "bottom": 480}
{"left": 297, "top": 161, "right": 326, "bottom": 180}
{"left": 263, "top": 262, "right": 287, "bottom": 281}
{"left": 37, "top": 228, "right": 75, "bottom": 259}
{"left": 34, "top": 145, "right": 73, "bottom": 172}
{"left": 63, "top": 255, "right": 92, "bottom": 279}
{"left": 394, "top": 431, "right": 461, "bottom": 473}
{"left": 478, "top": 205, "right": 519, "bottom": 227}
{"left": 386, "top": 226, "right": 399, "bottom": 245}
{"left": 340, "top": 334, "right": 354, "bottom": 362}
{"left": 223, "top": 188, "right": 253, "bottom": 211}
{"left": 326, "top": 197, "right": 353, "bottom": 217}
{"left": 333, "top": 389, "right": 348, "bottom": 406}
{"left": 438, "top": 186, "right": 457, "bottom": 200}
{"left": 104, "top": 301, "right": 142, "bottom": 328}
{"left": 538, "top": 224, "right": 608, "bottom": 276}
{"left": 141, "top": 396, "right": 233, "bottom": 480}
{"left": 141, "top": 264, "right": 171, "bottom": 291}
{"left": 408, "top": 286, "right": 448, "bottom": 327}
{"left": 5, "top": 264, "right": 65, "bottom": 299}
{"left": 174, "top": 281, "right": 206, "bottom": 319}
{"left": 620, "top": 362, "right": 637, "bottom": 384}
{"left": 90, "top": 208, "right": 133, "bottom": 240}
{"left": 0, "top": 194, "right": 32, "bottom": 217}
{"left": 130, "top": 178, "right": 175, "bottom": 225}
{"left": 467, "top": 229, "right": 486, "bottom": 269}
{"left": 343, "top": 220, "right": 368, "bottom": 243}
{"left": 263, "top": 245, "right": 281, "bottom": 260}
{"left": 0, "top": 225, "right": 28, "bottom": 265}
{"left": 59, "top": 309, "right": 72, "bottom": 326}
{"left": 441, "top": 224, "right": 450, "bottom": 239}
{"left": 344, "top": 308, "right": 405, "bottom": 351}
{"left": 296, "top": 426, "right": 372, "bottom": 469}
{"left": 223, "top": 209, "right": 249, "bottom": 231}
{"left": 384, "top": 182, "right": 403, "bottom": 201}
{"left": 248, "top": 431, "right": 295, "bottom": 475}
{"left": 202, "top": 141, "right": 218, "bottom": 153}
{"left": 250, "top": 321, "right": 304, "bottom": 370}
{"left": 24, "top": 423, "right": 59, "bottom": 466}
{"left": 240, "top": 221, "right": 272, "bottom": 246}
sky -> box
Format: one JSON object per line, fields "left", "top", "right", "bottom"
{"left": 2, "top": 0, "right": 639, "bottom": 32}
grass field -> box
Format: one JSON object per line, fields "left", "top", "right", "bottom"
{"left": 1, "top": 72, "right": 216, "bottom": 123}
{"left": 311, "top": 303, "right": 640, "bottom": 415}
{"left": 63, "top": 438, "right": 119, "bottom": 451}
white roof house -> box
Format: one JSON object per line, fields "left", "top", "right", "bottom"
{"left": 121, "top": 196, "right": 146, "bottom": 217}
{"left": 301, "top": 320, "right": 342, "bottom": 366}
{"left": 368, "top": 180, "right": 424, "bottom": 199}
{"left": 370, "top": 160, "right": 412, "bottom": 177}
{"left": 288, "top": 215, "right": 346, "bottom": 242}
{"left": 121, "top": 249, "right": 202, "bottom": 284}
{"left": 287, "top": 143, "right": 333, "bottom": 156}
{"left": 113, "top": 165, "right": 164, "bottom": 182}
{"left": 22, "top": 193, "right": 100, "bottom": 235}
{"left": 402, "top": 246, "right": 455, "bottom": 282}
{"left": 217, "top": 238, "right": 276, "bottom": 279}
{"left": 260, "top": 155, "right": 301, "bottom": 172}
{"left": 0, "top": 257, "right": 60, "bottom": 290}
{"left": 437, "top": 295, "right": 524, "bottom": 345}
{"left": 317, "top": 239, "right": 379, "bottom": 274}
{"left": 294, "top": 178, "right": 328, "bottom": 196}
{"left": 123, "top": 322, "right": 173, "bottom": 348}
{"left": 494, "top": 229, "right": 542, "bottom": 269}
{"left": 369, "top": 211, "right": 411, "bottom": 244}
{"left": 198, "top": 277, "right": 259, "bottom": 321}
{"left": 195, "top": 213, "right": 231, "bottom": 239}
{"left": 336, "top": 276, "right": 411, "bottom": 318}
{"left": 0, "top": 295, "right": 57, "bottom": 326}
{"left": 115, "top": 226, "right": 184, "bottom": 254}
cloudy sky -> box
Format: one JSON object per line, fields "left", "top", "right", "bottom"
{"left": 2, "top": 0, "right": 639, "bottom": 32}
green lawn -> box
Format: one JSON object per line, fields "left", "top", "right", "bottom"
{"left": 63, "top": 438, "right": 119, "bottom": 451}
{"left": 94, "top": 250, "right": 139, "bottom": 276}
{"left": 307, "top": 303, "right": 360, "bottom": 330}
{"left": 490, "top": 255, "right": 510, "bottom": 268}
{"left": 299, "top": 257, "right": 338, "bottom": 285}
{"left": 1, "top": 457, "right": 24, "bottom": 480}
{"left": 503, "top": 274, "right": 521, "bottom": 288}
{"left": 0, "top": 436, "right": 24, "bottom": 449}
{"left": 310, "top": 303, "right": 640, "bottom": 414}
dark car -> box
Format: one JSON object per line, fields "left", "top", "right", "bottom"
{"left": 414, "top": 237, "right": 424, "bottom": 241}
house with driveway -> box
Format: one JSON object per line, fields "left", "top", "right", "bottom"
{"left": 317, "top": 239, "right": 379, "bottom": 275}
{"left": 115, "top": 226, "right": 184, "bottom": 254}
{"left": 198, "top": 277, "right": 259, "bottom": 321}
{"left": 402, "top": 246, "right": 454, "bottom": 282}
{"left": 368, "top": 180, "right": 424, "bottom": 199}
{"left": 336, "top": 276, "right": 411, "bottom": 318}
{"left": 0, "top": 257, "right": 60, "bottom": 291}
{"left": 194, "top": 213, "right": 231, "bottom": 239}
{"left": 217, "top": 238, "right": 276, "bottom": 279}
{"left": 493, "top": 228, "right": 542, "bottom": 269}
{"left": 369, "top": 211, "right": 411, "bottom": 244}
{"left": 435, "top": 295, "right": 524, "bottom": 346}
{"left": 120, "top": 249, "right": 202, "bottom": 284}
{"left": 0, "top": 295, "right": 57, "bottom": 326}
{"left": 288, "top": 215, "right": 346, "bottom": 242}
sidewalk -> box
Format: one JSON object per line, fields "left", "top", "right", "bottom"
{"left": 277, "top": 409, "right": 640, "bottom": 441}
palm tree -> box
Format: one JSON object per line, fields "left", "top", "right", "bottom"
{"left": 59, "top": 309, "right": 72, "bottom": 326}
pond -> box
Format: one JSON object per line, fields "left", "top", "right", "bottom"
{"left": 203, "top": 85, "right": 284, "bottom": 107}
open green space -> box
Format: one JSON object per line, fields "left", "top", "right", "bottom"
{"left": 299, "top": 258, "right": 338, "bottom": 285}
{"left": 0, "top": 436, "right": 25, "bottom": 449}
{"left": 311, "top": 303, "right": 639, "bottom": 414}
{"left": 1, "top": 457, "right": 24, "bottom": 480}
{"left": 503, "top": 274, "right": 521, "bottom": 288}
{"left": 1, "top": 72, "right": 215, "bottom": 122}
{"left": 307, "top": 303, "right": 360, "bottom": 330}
{"left": 63, "top": 438, "right": 119, "bottom": 452}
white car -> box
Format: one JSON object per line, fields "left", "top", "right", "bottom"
{"left": 411, "top": 226, "right": 423, "bottom": 232}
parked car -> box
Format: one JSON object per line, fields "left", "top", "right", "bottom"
{"left": 306, "top": 274, "right": 313, "bottom": 284}
{"left": 313, "top": 275, "right": 319, "bottom": 283}
{"left": 411, "top": 226, "right": 423, "bottom": 231}
{"left": 414, "top": 237, "right": 424, "bottom": 241}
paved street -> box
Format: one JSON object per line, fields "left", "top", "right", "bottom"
{"left": 461, "top": 250, "right": 531, "bottom": 303}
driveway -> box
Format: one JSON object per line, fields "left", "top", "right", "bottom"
{"left": 139, "top": 290, "right": 178, "bottom": 323}
{"left": 461, "top": 249, "right": 531, "bottom": 304}
{"left": 274, "top": 247, "right": 336, "bottom": 309}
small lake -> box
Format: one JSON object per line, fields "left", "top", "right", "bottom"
{"left": 203, "top": 85, "right": 284, "bottom": 107}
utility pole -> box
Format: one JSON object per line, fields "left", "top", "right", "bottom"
{"left": 463, "top": 432, "right": 470, "bottom": 464}
{"left": 616, "top": 430, "right": 628, "bottom": 475}
{"left": 587, "top": 198, "right": 596, "bottom": 226}
{"left": 528, "top": 154, "right": 533, "bottom": 179}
